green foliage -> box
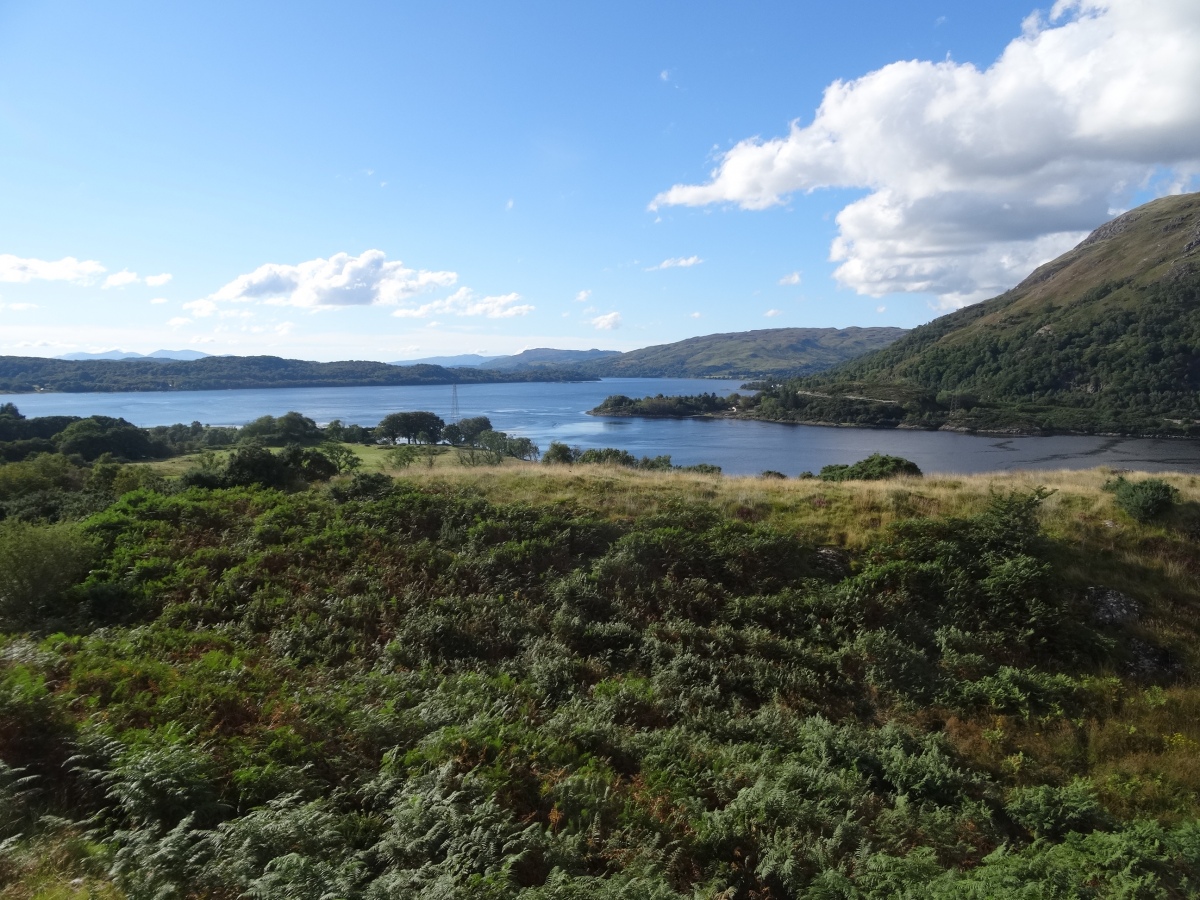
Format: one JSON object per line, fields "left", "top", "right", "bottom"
{"left": 819, "top": 453, "right": 923, "bottom": 482}
{"left": 377, "top": 411, "right": 445, "bottom": 445}
{"left": 0, "top": 459, "right": 1196, "bottom": 897}
{"left": 1006, "top": 779, "right": 1108, "bottom": 839}
{"left": 238, "top": 411, "right": 322, "bottom": 446}
{"left": 0, "top": 355, "right": 595, "bottom": 394}
{"left": 542, "top": 442, "right": 579, "bottom": 465}
{"left": 1108, "top": 477, "right": 1179, "bottom": 522}
{"left": 0, "top": 520, "right": 95, "bottom": 628}
{"left": 54, "top": 416, "right": 169, "bottom": 461}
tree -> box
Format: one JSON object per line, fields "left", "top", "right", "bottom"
{"left": 543, "top": 442, "right": 579, "bottom": 465}
{"left": 377, "top": 411, "right": 445, "bottom": 445}
{"left": 53, "top": 416, "right": 167, "bottom": 461}
{"left": 457, "top": 416, "right": 493, "bottom": 446}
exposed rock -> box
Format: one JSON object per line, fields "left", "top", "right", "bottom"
{"left": 815, "top": 546, "right": 852, "bottom": 579}
{"left": 1086, "top": 587, "right": 1141, "bottom": 625}
{"left": 1078, "top": 209, "right": 1143, "bottom": 247}
{"left": 1125, "top": 637, "right": 1182, "bottom": 680}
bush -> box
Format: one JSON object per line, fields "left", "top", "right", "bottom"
{"left": 1006, "top": 779, "right": 1108, "bottom": 839}
{"left": 1111, "top": 477, "right": 1178, "bottom": 522}
{"left": 543, "top": 442, "right": 579, "bottom": 465}
{"left": 0, "top": 520, "right": 96, "bottom": 628}
{"left": 820, "top": 453, "right": 922, "bottom": 482}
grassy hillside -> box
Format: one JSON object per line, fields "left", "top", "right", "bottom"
{"left": 580, "top": 326, "right": 907, "bottom": 379}
{"left": 3, "top": 448, "right": 1200, "bottom": 897}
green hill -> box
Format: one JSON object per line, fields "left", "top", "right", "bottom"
{"left": 738, "top": 193, "right": 1200, "bottom": 435}
{"left": 0, "top": 355, "right": 595, "bottom": 394}
{"left": 585, "top": 326, "right": 907, "bottom": 378}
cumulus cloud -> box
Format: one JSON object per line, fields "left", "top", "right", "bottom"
{"left": 103, "top": 270, "right": 140, "bottom": 288}
{"left": 145, "top": 273, "right": 172, "bottom": 287}
{"left": 210, "top": 250, "right": 457, "bottom": 311}
{"left": 575, "top": 289, "right": 591, "bottom": 302}
{"left": 150, "top": 297, "right": 169, "bottom": 304}
{"left": 648, "top": 255, "right": 703, "bottom": 270}
{"left": 591, "top": 312, "right": 622, "bottom": 330}
{"left": 392, "top": 287, "right": 534, "bottom": 319}
{"left": 0, "top": 301, "right": 37, "bottom": 311}
{"left": 0, "top": 254, "right": 106, "bottom": 284}
{"left": 651, "top": 0, "right": 1200, "bottom": 307}
{"left": 764, "top": 309, "right": 782, "bottom": 317}
{"left": 779, "top": 271, "right": 802, "bottom": 286}
{"left": 168, "top": 316, "right": 192, "bottom": 327}
{"left": 690, "top": 311, "right": 702, "bottom": 318}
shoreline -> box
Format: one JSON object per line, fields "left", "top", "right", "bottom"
{"left": 587, "top": 409, "right": 1200, "bottom": 441}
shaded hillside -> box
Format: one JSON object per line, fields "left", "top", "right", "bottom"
{"left": 734, "top": 193, "right": 1200, "bottom": 435}
{"left": 0, "top": 355, "right": 594, "bottom": 394}
{"left": 584, "top": 327, "right": 907, "bottom": 378}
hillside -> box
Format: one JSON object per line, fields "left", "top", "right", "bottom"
{"left": 486, "top": 347, "right": 621, "bottom": 370}
{"left": 2, "top": 451, "right": 1199, "bottom": 897}
{"left": 0, "top": 355, "right": 594, "bottom": 393}
{"left": 648, "top": 193, "right": 1200, "bottom": 435}
{"left": 580, "top": 326, "right": 906, "bottom": 378}
{"left": 799, "top": 193, "right": 1200, "bottom": 433}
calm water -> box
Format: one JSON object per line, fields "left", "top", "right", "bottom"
{"left": 4, "top": 378, "right": 1200, "bottom": 476}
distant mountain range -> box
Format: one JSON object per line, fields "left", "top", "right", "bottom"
{"left": 392, "top": 331, "right": 904, "bottom": 380}
{"left": 6, "top": 327, "right": 910, "bottom": 394}
{"left": 392, "top": 349, "right": 619, "bottom": 369}
{"left": 57, "top": 349, "right": 211, "bottom": 361}
{"left": 0, "top": 356, "right": 594, "bottom": 394}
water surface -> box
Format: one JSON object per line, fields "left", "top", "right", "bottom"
{"left": 4, "top": 379, "right": 1200, "bottom": 476}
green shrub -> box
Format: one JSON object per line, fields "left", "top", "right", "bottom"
{"left": 0, "top": 521, "right": 96, "bottom": 628}
{"left": 820, "top": 453, "right": 922, "bottom": 482}
{"left": 1006, "top": 779, "right": 1108, "bottom": 839}
{"left": 1111, "top": 477, "right": 1179, "bottom": 522}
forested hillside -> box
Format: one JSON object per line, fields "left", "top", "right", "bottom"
{"left": 0, "top": 355, "right": 593, "bottom": 394}
{"left": 630, "top": 193, "right": 1200, "bottom": 435}
{"left": 2, "top": 426, "right": 1200, "bottom": 897}
{"left": 581, "top": 327, "right": 907, "bottom": 379}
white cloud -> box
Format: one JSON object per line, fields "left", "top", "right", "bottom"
{"left": 0, "top": 254, "right": 105, "bottom": 284}
{"left": 660, "top": 70, "right": 671, "bottom": 82}
{"left": 651, "top": 0, "right": 1200, "bottom": 307}
{"left": 150, "top": 297, "right": 169, "bottom": 304}
{"left": 275, "top": 322, "right": 295, "bottom": 335}
{"left": 575, "top": 289, "right": 591, "bottom": 302}
{"left": 877, "top": 305, "right": 887, "bottom": 313}
{"left": 183, "top": 298, "right": 219, "bottom": 317}
{"left": 391, "top": 287, "right": 534, "bottom": 319}
{"left": 103, "top": 270, "right": 140, "bottom": 288}
{"left": 591, "top": 312, "right": 622, "bottom": 330}
{"left": 648, "top": 255, "right": 703, "bottom": 270}
{"left": 168, "top": 316, "right": 192, "bottom": 327}
{"left": 0, "top": 301, "right": 37, "bottom": 311}
{"left": 764, "top": 309, "right": 782, "bottom": 317}
{"left": 505, "top": 199, "right": 514, "bottom": 211}
{"left": 210, "top": 250, "right": 457, "bottom": 311}
{"left": 690, "top": 311, "right": 702, "bottom": 318}
{"left": 145, "top": 273, "right": 172, "bottom": 287}
{"left": 779, "top": 271, "right": 802, "bottom": 286}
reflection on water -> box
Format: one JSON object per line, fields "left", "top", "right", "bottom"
{"left": 4, "top": 378, "right": 1200, "bottom": 476}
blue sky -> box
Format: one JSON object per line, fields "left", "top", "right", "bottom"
{"left": 1, "top": 0, "right": 1197, "bottom": 361}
